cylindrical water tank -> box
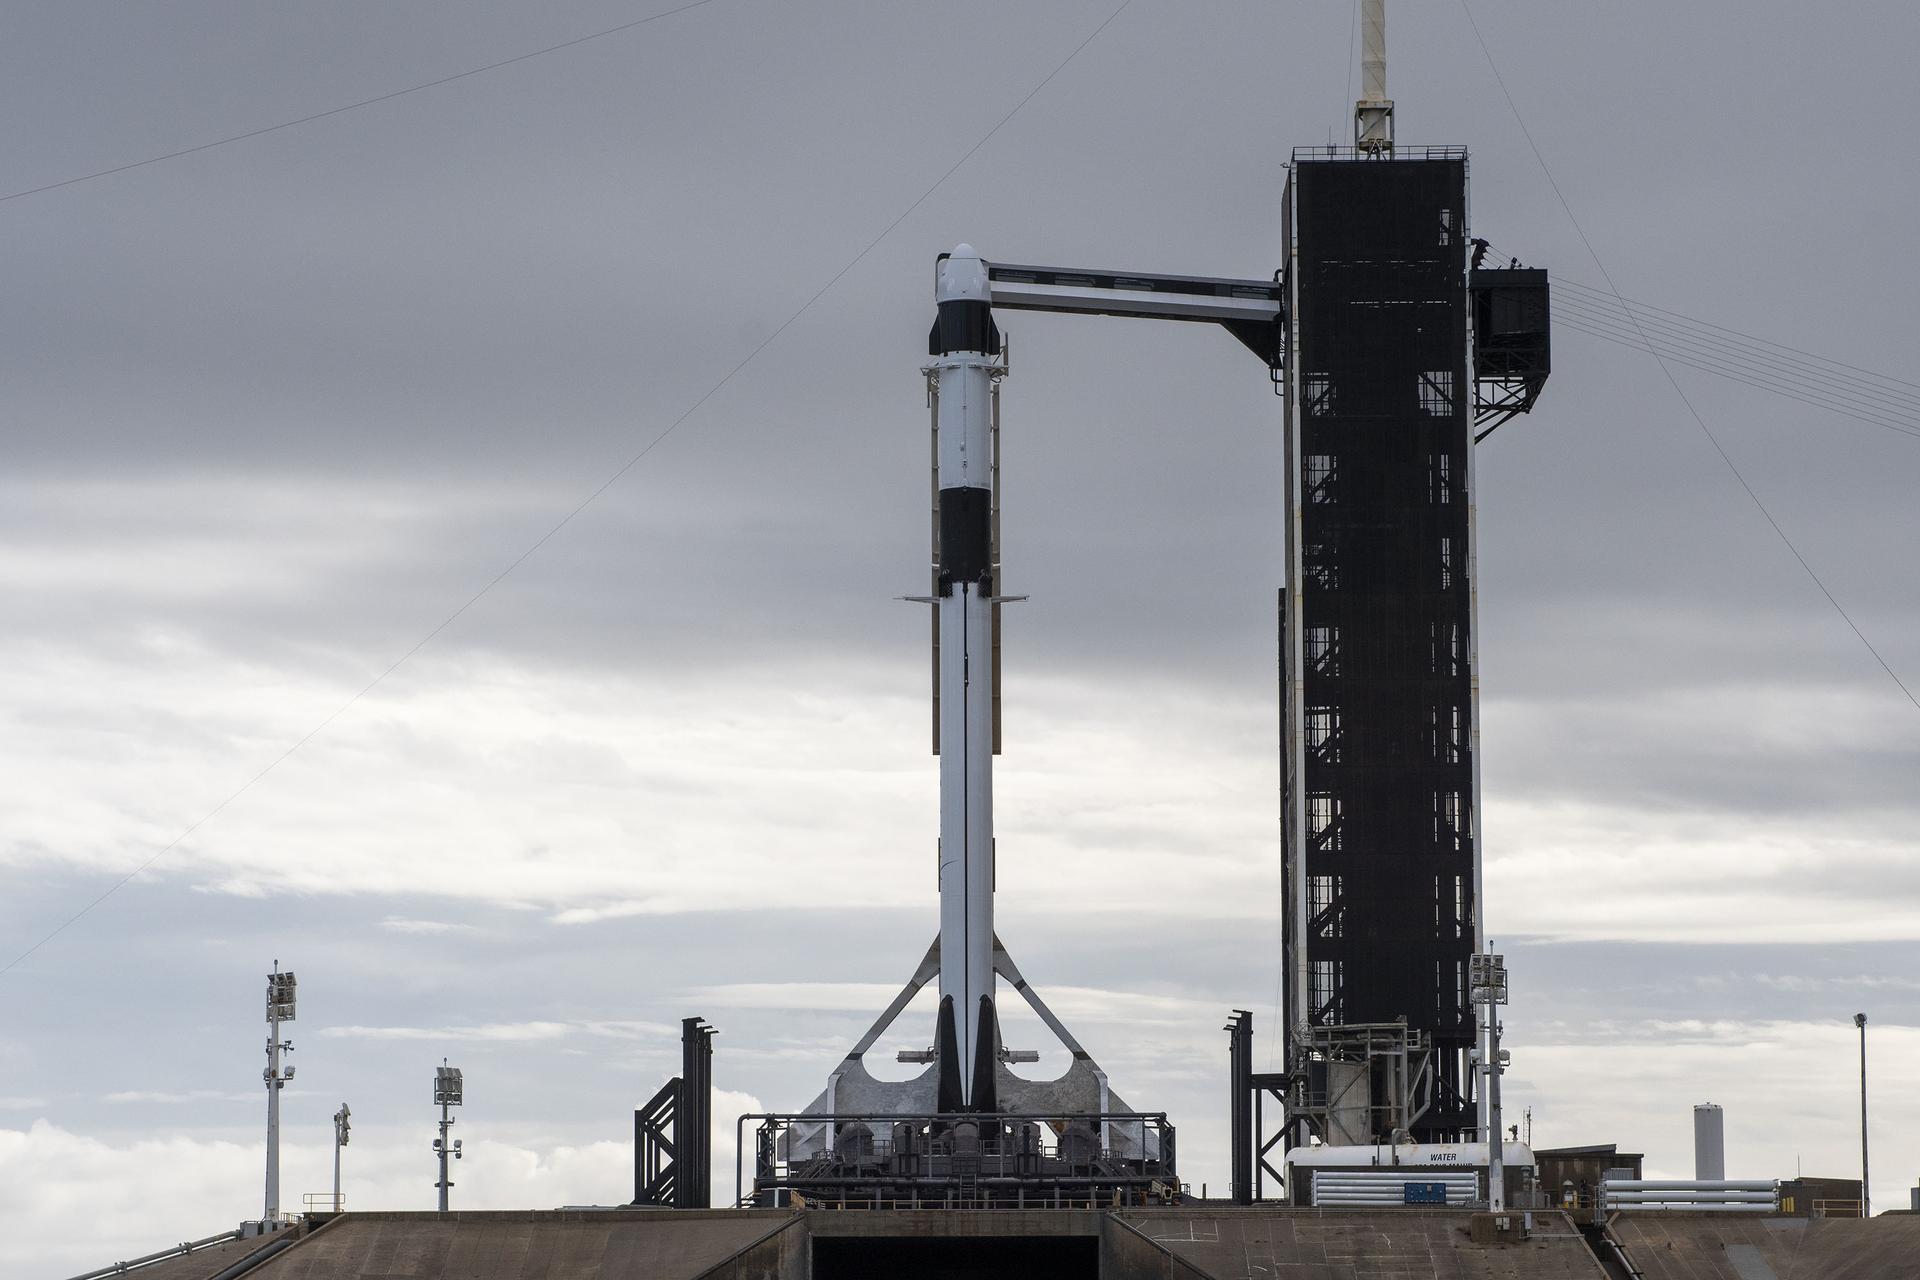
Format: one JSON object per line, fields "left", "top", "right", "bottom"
{"left": 1694, "top": 1104, "right": 1726, "bottom": 1181}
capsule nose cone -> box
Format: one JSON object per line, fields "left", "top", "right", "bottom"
{"left": 935, "top": 244, "right": 990, "bottom": 304}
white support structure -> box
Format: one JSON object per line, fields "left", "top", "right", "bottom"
{"left": 1355, "top": 0, "right": 1394, "bottom": 153}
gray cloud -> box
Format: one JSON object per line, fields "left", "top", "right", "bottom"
{"left": 2, "top": 0, "right": 1918, "bottom": 1269}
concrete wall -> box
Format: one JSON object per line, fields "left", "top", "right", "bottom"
{"left": 1100, "top": 1215, "right": 1212, "bottom": 1280}
{"left": 699, "top": 1214, "right": 807, "bottom": 1280}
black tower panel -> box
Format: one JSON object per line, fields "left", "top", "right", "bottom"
{"left": 1283, "top": 154, "right": 1477, "bottom": 1141}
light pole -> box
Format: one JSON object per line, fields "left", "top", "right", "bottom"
{"left": 1471, "top": 953, "right": 1510, "bottom": 1212}
{"left": 332, "top": 1103, "right": 351, "bottom": 1212}
{"left": 433, "top": 1061, "right": 463, "bottom": 1214}
{"left": 262, "top": 964, "right": 297, "bottom": 1225}
{"left": 1854, "top": 1012, "right": 1869, "bottom": 1217}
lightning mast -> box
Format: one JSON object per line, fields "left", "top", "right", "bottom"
{"left": 433, "top": 1061, "right": 463, "bottom": 1213}
{"left": 332, "top": 1103, "right": 351, "bottom": 1213}
{"left": 262, "top": 964, "right": 296, "bottom": 1225}
{"left": 1355, "top": 0, "right": 1394, "bottom": 153}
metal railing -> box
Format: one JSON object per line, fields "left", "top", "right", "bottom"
{"left": 60, "top": 1231, "right": 243, "bottom": 1280}
{"left": 740, "top": 1111, "right": 1175, "bottom": 1208}
{"left": 1291, "top": 145, "right": 1469, "bottom": 163}
{"left": 1812, "top": 1198, "right": 1863, "bottom": 1218}
{"left": 302, "top": 1192, "right": 344, "bottom": 1214}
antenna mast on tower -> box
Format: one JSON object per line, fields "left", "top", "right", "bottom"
{"left": 1355, "top": 0, "right": 1394, "bottom": 154}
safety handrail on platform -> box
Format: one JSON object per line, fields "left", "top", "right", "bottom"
{"left": 740, "top": 1110, "right": 1176, "bottom": 1209}
{"left": 59, "top": 1230, "right": 243, "bottom": 1280}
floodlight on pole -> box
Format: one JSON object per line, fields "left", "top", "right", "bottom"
{"left": 433, "top": 1059, "right": 463, "bottom": 1214}
{"left": 1470, "top": 952, "right": 1510, "bottom": 1212}
{"left": 331, "top": 1103, "right": 350, "bottom": 1213}
{"left": 261, "top": 962, "right": 297, "bottom": 1225}
{"left": 1855, "top": 1013, "right": 1869, "bottom": 1217}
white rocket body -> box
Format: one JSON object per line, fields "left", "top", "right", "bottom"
{"left": 930, "top": 246, "right": 999, "bottom": 1107}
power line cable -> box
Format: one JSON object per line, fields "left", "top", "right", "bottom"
{"left": 1459, "top": 0, "right": 1918, "bottom": 714}
{"left": 1553, "top": 321, "right": 1920, "bottom": 443}
{"left": 1546, "top": 282, "right": 1920, "bottom": 419}
{"left": 0, "top": 0, "right": 721, "bottom": 206}
{"left": 1547, "top": 298, "right": 1920, "bottom": 440}
{"left": 0, "top": 0, "right": 1139, "bottom": 979}
{"left": 1552, "top": 312, "right": 1920, "bottom": 442}
{"left": 1484, "top": 241, "right": 1920, "bottom": 420}
{"left": 1553, "top": 276, "right": 1920, "bottom": 395}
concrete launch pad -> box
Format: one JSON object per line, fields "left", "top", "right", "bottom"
{"left": 80, "top": 1207, "right": 1920, "bottom": 1279}
{"left": 104, "top": 1206, "right": 1621, "bottom": 1280}
{"left": 1608, "top": 1210, "right": 1920, "bottom": 1280}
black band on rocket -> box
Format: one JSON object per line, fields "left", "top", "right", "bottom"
{"left": 938, "top": 487, "right": 992, "bottom": 591}
{"left": 928, "top": 300, "right": 1002, "bottom": 357}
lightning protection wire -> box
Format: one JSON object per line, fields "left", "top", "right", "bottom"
{"left": 1550, "top": 294, "right": 1920, "bottom": 428}
{"left": 1481, "top": 241, "right": 1920, "bottom": 432}
{"left": 1548, "top": 300, "right": 1920, "bottom": 442}
{"left": 0, "top": 0, "right": 1140, "bottom": 978}
{"left": 1459, "top": 0, "right": 1919, "bottom": 715}
{"left": 0, "top": 0, "right": 723, "bottom": 206}
{"left": 1544, "top": 284, "right": 1920, "bottom": 428}
{"left": 1552, "top": 274, "right": 1920, "bottom": 396}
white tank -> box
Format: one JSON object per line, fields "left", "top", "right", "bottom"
{"left": 1694, "top": 1103, "right": 1726, "bottom": 1180}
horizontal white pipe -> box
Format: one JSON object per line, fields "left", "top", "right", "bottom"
{"left": 1314, "top": 1181, "right": 1479, "bottom": 1189}
{"left": 1606, "top": 1189, "right": 1776, "bottom": 1198}
{"left": 1317, "top": 1192, "right": 1463, "bottom": 1197}
{"left": 1315, "top": 1183, "right": 1479, "bottom": 1192}
{"left": 1613, "top": 1203, "right": 1778, "bottom": 1213}
{"left": 1603, "top": 1179, "right": 1775, "bottom": 1191}
{"left": 1607, "top": 1192, "right": 1775, "bottom": 1203}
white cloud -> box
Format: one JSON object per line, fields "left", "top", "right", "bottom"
{"left": 1752, "top": 973, "right": 1920, "bottom": 994}
{"left": 104, "top": 1090, "right": 254, "bottom": 1105}
{"left": 318, "top": 1022, "right": 578, "bottom": 1043}
{"left": 1507, "top": 1018, "right": 1920, "bottom": 1186}
{"left": 379, "top": 917, "right": 480, "bottom": 935}
{"left": 0, "top": 1084, "right": 766, "bottom": 1274}
{"left": 549, "top": 900, "right": 658, "bottom": 925}
{"left": 1486, "top": 790, "right": 1920, "bottom": 944}
{"left": 316, "top": 1018, "right": 681, "bottom": 1044}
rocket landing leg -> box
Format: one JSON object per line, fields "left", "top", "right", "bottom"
{"left": 787, "top": 934, "right": 1148, "bottom": 1162}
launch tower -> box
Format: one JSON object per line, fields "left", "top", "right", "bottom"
{"left": 758, "top": 0, "right": 1549, "bottom": 1208}
{"left": 1277, "top": 0, "right": 1548, "bottom": 1156}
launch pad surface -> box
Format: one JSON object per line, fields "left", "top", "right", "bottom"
{"left": 131, "top": 1206, "right": 1608, "bottom": 1280}
{"left": 73, "top": 1208, "right": 1920, "bottom": 1279}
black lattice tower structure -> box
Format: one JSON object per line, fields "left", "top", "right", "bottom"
{"left": 1280, "top": 149, "right": 1482, "bottom": 1143}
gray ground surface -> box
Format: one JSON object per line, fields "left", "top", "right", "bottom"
{"left": 246, "top": 1210, "right": 793, "bottom": 1280}
{"left": 1608, "top": 1212, "right": 1920, "bottom": 1280}
{"left": 1112, "top": 1208, "right": 1609, "bottom": 1279}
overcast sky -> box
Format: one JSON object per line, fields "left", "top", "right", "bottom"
{"left": 2, "top": 0, "right": 1917, "bottom": 1272}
